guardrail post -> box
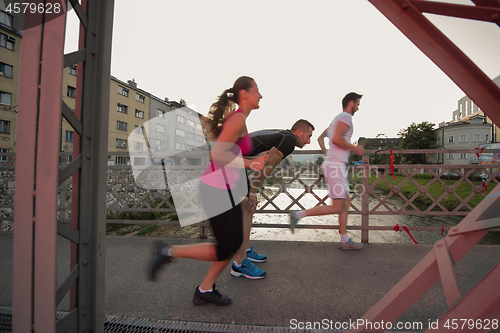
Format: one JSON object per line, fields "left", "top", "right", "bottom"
{"left": 199, "top": 219, "right": 208, "bottom": 239}
{"left": 361, "top": 153, "right": 370, "bottom": 243}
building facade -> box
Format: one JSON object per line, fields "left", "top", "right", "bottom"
{"left": 0, "top": 9, "right": 22, "bottom": 162}
{"left": 356, "top": 137, "right": 402, "bottom": 148}
{"left": 107, "top": 77, "right": 152, "bottom": 165}
{"left": 60, "top": 65, "right": 78, "bottom": 163}
{"left": 431, "top": 114, "right": 492, "bottom": 166}
{"left": 451, "top": 75, "right": 499, "bottom": 143}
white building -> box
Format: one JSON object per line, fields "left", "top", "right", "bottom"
{"left": 451, "top": 75, "right": 499, "bottom": 143}
{"left": 431, "top": 114, "right": 492, "bottom": 166}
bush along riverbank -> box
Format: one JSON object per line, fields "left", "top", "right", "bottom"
{"left": 353, "top": 173, "right": 497, "bottom": 212}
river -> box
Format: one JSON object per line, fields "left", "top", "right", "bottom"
{"left": 251, "top": 188, "right": 499, "bottom": 245}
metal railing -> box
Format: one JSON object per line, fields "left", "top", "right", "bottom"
{"left": 1, "top": 149, "right": 499, "bottom": 242}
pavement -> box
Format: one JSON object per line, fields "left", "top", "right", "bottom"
{"left": 1, "top": 232, "right": 500, "bottom": 330}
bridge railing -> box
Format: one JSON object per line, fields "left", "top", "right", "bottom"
{"left": 1, "top": 149, "right": 499, "bottom": 241}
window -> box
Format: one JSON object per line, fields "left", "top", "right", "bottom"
{"left": 0, "top": 92, "right": 11, "bottom": 106}
{"left": 157, "top": 109, "right": 165, "bottom": 118}
{"left": 459, "top": 105, "right": 462, "bottom": 118}
{"left": 135, "top": 93, "right": 145, "bottom": 103}
{"left": 436, "top": 137, "right": 440, "bottom": 145}
{"left": 0, "top": 63, "right": 13, "bottom": 78}
{"left": 175, "top": 142, "right": 186, "bottom": 150}
{"left": 68, "top": 65, "right": 77, "bottom": 76}
{"left": 0, "top": 148, "right": 8, "bottom": 162}
{"left": 0, "top": 11, "right": 13, "bottom": 28}
{"left": 68, "top": 155, "right": 73, "bottom": 163}
{"left": 196, "top": 135, "right": 204, "bottom": 142}
{"left": 156, "top": 140, "right": 164, "bottom": 149}
{"left": 473, "top": 133, "right": 480, "bottom": 142}
{"left": 459, "top": 153, "right": 467, "bottom": 159}
{"left": 118, "top": 85, "right": 129, "bottom": 96}
{"left": 187, "top": 119, "right": 194, "bottom": 127}
{"left": 134, "top": 141, "right": 143, "bottom": 150}
{"left": 459, "top": 134, "right": 467, "bottom": 143}
{"left": 176, "top": 129, "right": 185, "bottom": 137}
{"left": 448, "top": 153, "right": 454, "bottom": 160}
{"left": 0, "top": 34, "right": 14, "bottom": 50}
{"left": 465, "top": 101, "right": 468, "bottom": 116}
{"left": 0, "top": 120, "right": 10, "bottom": 133}
{"left": 187, "top": 132, "right": 195, "bottom": 140}
{"left": 116, "top": 156, "right": 127, "bottom": 165}
{"left": 135, "top": 109, "right": 144, "bottom": 119}
{"left": 156, "top": 125, "right": 165, "bottom": 133}
{"left": 117, "top": 121, "right": 127, "bottom": 131}
{"left": 177, "top": 115, "right": 185, "bottom": 123}
{"left": 486, "top": 134, "right": 489, "bottom": 142}
{"left": 197, "top": 123, "right": 202, "bottom": 130}
{"left": 117, "top": 103, "right": 128, "bottom": 114}
{"left": 65, "top": 131, "right": 74, "bottom": 142}
{"left": 448, "top": 136, "right": 454, "bottom": 144}
{"left": 134, "top": 157, "right": 146, "bottom": 165}
{"left": 67, "top": 86, "right": 76, "bottom": 98}
{"left": 116, "top": 139, "right": 127, "bottom": 148}
{"left": 134, "top": 125, "right": 143, "bottom": 134}
{"left": 473, "top": 154, "right": 479, "bottom": 162}
{"left": 471, "top": 101, "right": 474, "bottom": 113}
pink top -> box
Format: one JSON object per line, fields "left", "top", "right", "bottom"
{"left": 201, "top": 110, "right": 253, "bottom": 189}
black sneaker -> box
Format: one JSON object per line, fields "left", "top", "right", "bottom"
{"left": 192, "top": 284, "right": 232, "bottom": 306}
{"left": 148, "top": 241, "right": 173, "bottom": 281}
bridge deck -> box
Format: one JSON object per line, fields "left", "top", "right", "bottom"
{"left": 1, "top": 234, "right": 499, "bottom": 331}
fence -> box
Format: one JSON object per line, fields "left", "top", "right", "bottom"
{"left": 1, "top": 149, "right": 499, "bottom": 242}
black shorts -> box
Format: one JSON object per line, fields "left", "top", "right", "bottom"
{"left": 199, "top": 181, "right": 244, "bottom": 261}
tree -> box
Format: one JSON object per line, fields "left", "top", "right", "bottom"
{"left": 398, "top": 121, "right": 436, "bottom": 164}
{"left": 316, "top": 156, "right": 324, "bottom": 165}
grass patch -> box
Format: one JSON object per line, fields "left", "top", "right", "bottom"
{"left": 137, "top": 225, "right": 158, "bottom": 236}
{"left": 353, "top": 173, "right": 496, "bottom": 211}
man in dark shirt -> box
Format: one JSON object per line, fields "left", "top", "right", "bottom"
{"left": 230, "top": 119, "right": 315, "bottom": 279}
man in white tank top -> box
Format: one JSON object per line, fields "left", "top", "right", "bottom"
{"left": 289, "top": 92, "right": 365, "bottom": 250}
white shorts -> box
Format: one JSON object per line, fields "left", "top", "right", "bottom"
{"left": 321, "top": 163, "right": 349, "bottom": 199}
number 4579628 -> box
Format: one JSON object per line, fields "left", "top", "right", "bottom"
{"left": 6, "top": 2, "right": 61, "bottom": 14}
{"left": 443, "top": 319, "right": 498, "bottom": 330}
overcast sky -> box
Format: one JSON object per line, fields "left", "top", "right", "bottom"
{"left": 65, "top": 0, "right": 500, "bottom": 149}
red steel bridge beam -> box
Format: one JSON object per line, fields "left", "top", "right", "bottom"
{"left": 369, "top": 0, "right": 500, "bottom": 126}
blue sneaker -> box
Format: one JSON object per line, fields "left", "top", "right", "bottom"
{"left": 148, "top": 241, "right": 173, "bottom": 281}
{"left": 289, "top": 211, "right": 301, "bottom": 234}
{"left": 231, "top": 258, "right": 266, "bottom": 279}
{"left": 246, "top": 246, "right": 267, "bottom": 263}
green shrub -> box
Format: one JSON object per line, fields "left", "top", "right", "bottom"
{"left": 137, "top": 225, "right": 158, "bottom": 235}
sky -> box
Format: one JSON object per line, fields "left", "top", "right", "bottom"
{"left": 65, "top": 0, "right": 500, "bottom": 150}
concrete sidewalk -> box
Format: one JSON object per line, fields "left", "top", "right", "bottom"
{"left": 1, "top": 233, "right": 499, "bottom": 329}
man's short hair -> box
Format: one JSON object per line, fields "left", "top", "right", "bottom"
{"left": 291, "top": 119, "right": 315, "bottom": 132}
{"left": 342, "top": 92, "right": 363, "bottom": 109}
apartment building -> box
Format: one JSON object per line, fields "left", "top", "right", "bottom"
{"left": 451, "top": 75, "right": 500, "bottom": 143}
{"left": 107, "top": 77, "right": 205, "bottom": 166}
{"left": 431, "top": 114, "right": 492, "bottom": 165}
{"left": 60, "top": 65, "right": 78, "bottom": 163}
{"left": 107, "top": 77, "right": 152, "bottom": 165}
{"left": 0, "top": 10, "right": 22, "bottom": 162}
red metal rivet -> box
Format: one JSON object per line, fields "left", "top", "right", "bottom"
{"left": 402, "top": 2, "right": 409, "bottom": 10}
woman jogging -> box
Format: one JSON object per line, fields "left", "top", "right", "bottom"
{"left": 148, "top": 76, "right": 268, "bottom": 306}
